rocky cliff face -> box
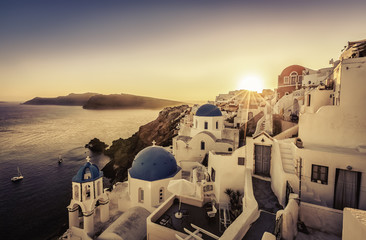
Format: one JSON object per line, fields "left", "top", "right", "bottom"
{"left": 101, "top": 105, "right": 189, "bottom": 183}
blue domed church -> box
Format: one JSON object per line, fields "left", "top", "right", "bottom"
{"left": 173, "top": 103, "right": 239, "bottom": 163}
{"left": 128, "top": 145, "right": 181, "bottom": 211}
{"left": 67, "top": 156, "right": 110, "bottom": 236}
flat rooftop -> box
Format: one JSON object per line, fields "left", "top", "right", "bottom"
{"left": 154, "top": 199, "right": 226, "bottom": 240}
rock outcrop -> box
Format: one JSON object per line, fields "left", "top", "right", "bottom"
{"left": 82, "top": 93, "right": 184, "bottom": 110}
{"left": 23, "top": 93, "right": 97, "bottom": 106}
{"left": 85, "top": 138, "right": 109, "bottom": 153}
{"left": 100, "top": 105, "right": 190, "bottom": 183}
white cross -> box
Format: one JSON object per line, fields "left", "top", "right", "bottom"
{"left": 152, "top": 140, "right": 156, "bottom": 146}
{"left": 86, "top": 156, "right": 91, "bottom": 162}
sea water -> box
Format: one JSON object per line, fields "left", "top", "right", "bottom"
{"left": 0, "top": 103, "right": 159, "bottom": 240}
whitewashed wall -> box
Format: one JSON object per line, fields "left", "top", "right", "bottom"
{"left": 297, "top": 147, "right": 366, "bottom": 210}
{"left": 208, "top": 147, "right": 246, "bottom": 202}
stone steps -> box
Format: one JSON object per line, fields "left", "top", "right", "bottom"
{"left": 279, "top": 143, "right": 295, "bottom": 174}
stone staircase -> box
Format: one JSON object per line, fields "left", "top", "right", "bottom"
{"left": 279, "top": 142, "right": 295, "bottom": 174}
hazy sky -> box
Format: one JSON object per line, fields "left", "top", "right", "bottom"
{"left": 1, "top": 0, "right": 365, "bottom": 102}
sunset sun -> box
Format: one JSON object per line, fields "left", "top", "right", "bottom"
{"left": 237, "top": 74, "right": 264, "bottom": 92}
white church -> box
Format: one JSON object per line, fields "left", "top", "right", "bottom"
{"left": 173, "top": 104, "right": 239, "bottom": 164}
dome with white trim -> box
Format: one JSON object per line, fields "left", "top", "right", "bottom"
{"left": 72, "top": 157, "right": 103, "bottom": 183}
{"left": 129, "top": 146, "right": 180, "bottom": 181}
{"left": 196, "top": 104, "right": 222, "bottom": 117}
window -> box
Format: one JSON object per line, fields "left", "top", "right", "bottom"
{"left": 159, "top": 187, "right": 164, "bottom": 203}
{"left": 311, "top": 165, "right": 328, "bottom": 184}
{"left": 307, "top": 94, "right": 311, "bottom": 106}
{"left": 228, "top": 148, "right": 233, "bottom": 152}
{"left": 204, "top": 121, "right": 208, "bottom": 129}
{"left": 97, "top": 181, "right": 101, "bottom": 196}
{"left": 216, "top": 121, "right": 218, "bottom": 129}
{"left": 201, "top": 141, "right": 205, "bottom": 150}
{"left": 211, "top": 168, "right": 216, "bottom": 182}
{"left": 85, "top": 185, "right": 91, "bottom": 199}
{"left": 84, "top": 168, "right": 91, "bottom": 180}
{"left": 290, "top": 72, "right": 298, "bottom": 84}
{"left": 138, "top": 188, "right": 144, "bottom": 203}
{"left": 284, "top": 76, "right": 289, "bottom": 84}
{"left": 74, "top": 185, "right": 79, "bottom": 201}
{"left": 298, "top": 75, "right": 303, "bottom": 83}
{"left": 238, "top": 157, "right": 245, "bottom": 165}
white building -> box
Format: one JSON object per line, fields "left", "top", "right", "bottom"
{"left": 128, "top": 145, "right": 182, "bottom": 212}
{"left": 302, "top": 66, "right": 335, "bottom": 88}
{"left": 233, "top": 103, "right": 262, "bottom": 128}
{"left": 295, "top": 50, "right": 366, "bottom": 210}
{"left": 173, "top": 104, "right": 239, "bottom": 164}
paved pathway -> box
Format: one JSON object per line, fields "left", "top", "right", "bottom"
{"left": 243, "top": 177, "right": 283, "bottom": 240}
{"left": 252, "top": 177, "right": 283, "bottom": 213}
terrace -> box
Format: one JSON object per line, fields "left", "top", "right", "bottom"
{"left": 147, "top": 168, "right": 261, "bottom": 240}
{"left": 147, "top": 194, "right": 227, "bottom": 240}
{"left": 154, "top": 199, "right": 223, "bottom": 239}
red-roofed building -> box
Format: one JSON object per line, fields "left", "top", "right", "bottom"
{"left": 277, "top": 65, "right": 306, "bottom": 99}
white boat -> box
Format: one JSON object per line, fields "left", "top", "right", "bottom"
{"left": 11, "top": 167, "right": 23, "bottom": 182}
{"left": 58, "top": 155, "right": 63, "bottom": 164}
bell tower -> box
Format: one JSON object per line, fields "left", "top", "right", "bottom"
{"left": 67, "top": 156, "right": 109, "bottom": 236}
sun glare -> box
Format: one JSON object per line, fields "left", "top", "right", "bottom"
{"left": 237, "top": 74, "right": 264, "bottom": 92}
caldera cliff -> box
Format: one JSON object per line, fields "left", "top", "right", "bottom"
{"left": 91, "top": 105, "right": 189, "bottom": 183}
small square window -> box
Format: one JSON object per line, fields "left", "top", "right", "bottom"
{"left": 311, "top": 164, "right": 328, "bottom": 184}
{"left": 238, "top": 157, "right": 245, "bottom": 165}
{"left": 284, "top": 76, "right": 289, "bottom": 84}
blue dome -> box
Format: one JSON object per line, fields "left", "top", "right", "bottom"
{"left": 196, "top": 104, "right": 222, "bottom": 117}
{"left": 72, "top": 161, "right": 103, "bottom": 183}
{"left": 129, "top": 146, "right": 180, "bottom": 181}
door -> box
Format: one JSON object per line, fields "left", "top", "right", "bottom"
{"left": 255, "top": 145, "right": 271, "bottom": 177}
{"left": 334, "top": 169, "right": 361, "bottom": 210}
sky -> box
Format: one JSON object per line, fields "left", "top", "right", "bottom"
{"left": 1, "top": 0, "right": 365, "bottom": 102}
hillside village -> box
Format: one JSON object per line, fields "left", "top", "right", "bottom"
{"left": 62, "top": 39, "right": 366, "bottom": 240}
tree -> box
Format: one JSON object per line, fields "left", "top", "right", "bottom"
{"left": 224, "top": 188, "right": 243, "bottom": 219}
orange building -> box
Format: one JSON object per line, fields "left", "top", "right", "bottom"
{"left": 277, "top": 65, "right": 306, "bottom": 99}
